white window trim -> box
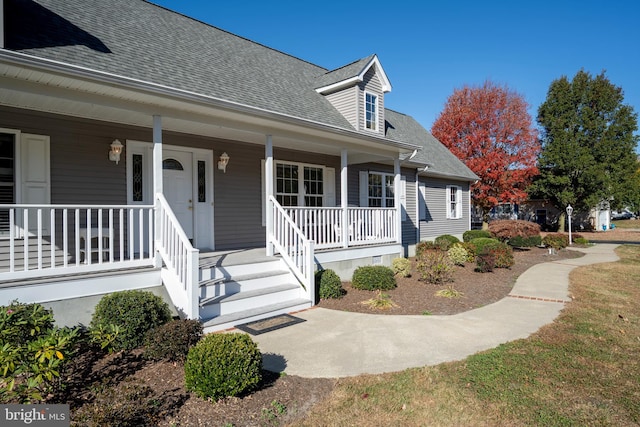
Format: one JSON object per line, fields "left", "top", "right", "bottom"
{"left": 446, "top": 185, "right": 463, "bottom": 220}
{"left": 364, "top": 91, "right": 378, "bottom": 131}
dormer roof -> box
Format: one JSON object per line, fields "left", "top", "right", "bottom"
{"left": 315, "top": 54, "right": 392, "bottom": 95}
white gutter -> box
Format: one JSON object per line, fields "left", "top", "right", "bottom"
{"left": 0, "top": 49, "right": 419, "bottom": 153}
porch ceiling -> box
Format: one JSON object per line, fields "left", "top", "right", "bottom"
{"left": 0, "top": 52, "right": 417, "bottom": 160}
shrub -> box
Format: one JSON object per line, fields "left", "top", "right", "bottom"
{"left": 460, "top": 242, "right": 478, "bottom": 262}
{"left": 144, "top": 319, "right": 203, "bottom": 362}
{"left": 315, "top": 269, "right": 344, "bottom": 299}
{"left": 463, "top": 229, "right": 492, "bottom": 242}
{"left": 489, "top": 244, "right": 515, "bottom": 268}
{"left": 447, "top": 244, "right": 469, "bottom": 266}
{"left": 573, "top": 236, "right": 590, "bottom": 245}
{"left": 391, "top": 257, "right": 412, "bottom": 277}
{"left": 90, "top": 290, "right": 172, "bottom": 352}
{"left": 0, "top": 301, "right": 80, "bottom": 403}
{"left": 434, "top": 234, "right": 460, "bottom": 251}
{"left": 542, "top": 233, "right": 569, "bottom": 250}
{"left": 508, "top": 235, "right": 543, "bottom": 248}
{"left": 489, "top": 219, "right": 541, "bottom": 240}
{"left": 475, "top": 250, "right": 496, "bottom": 273}
{"left": 351, "top": 266, "right": 397, "bottom": 291}
{"left": 416, "top": 250, "right": 455, "bottom": 284}
{"left": 184, "top": 333, "right": 262, "bottom": 401}
{"left": 468, "top": 237, "right": 502, "bottom": 256}
{"left": 415, "top": 240, "right": 441, "bottom": 258}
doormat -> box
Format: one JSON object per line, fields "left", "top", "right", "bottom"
{"left": 236, "top": 314, "right": 306, "bottom": 335}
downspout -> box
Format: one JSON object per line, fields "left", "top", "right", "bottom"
{"left": 415, "top": 169, "right": 420, "bottom": 246}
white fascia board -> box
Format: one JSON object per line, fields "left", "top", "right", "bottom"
{"left": 316, "top": 55, "right": 392, "bottom": 94}
{"left": 315, "top": 76, "right": 362, "bottom": 94}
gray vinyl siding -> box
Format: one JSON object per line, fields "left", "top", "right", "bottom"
{"left": 325, "top": 86, "right": 358, "bottom": 129}
{"left": 419, "top": 177, "right": 470, "bottom": 241}
{"left": 0, "top": 106, "right": 344, "bottom": 250}
{"left": 358, "top": 67, "right": 384, "bottom": 135}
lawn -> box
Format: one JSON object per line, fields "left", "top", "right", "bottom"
{"left": 295, "top": 245, "right": 640, "bottom": 426}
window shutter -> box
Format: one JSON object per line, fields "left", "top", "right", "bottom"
{"left": 445, "top": 186, "right": 451, "bottom": 219}
{"left": 400, "top": 175, "right": 407, "bottom": 221}
{"left": 20, "top": 133, "right": 51, "bottom": 235}
{"left": 418, "top": 181, "right": 426, "bottom": 220}
{"left": 456, "top": 186, "right": 462, "bottom": 219}
{"left": 359, "top": 171, "right": 369, "bottom": 207}
{"left": 261, "top": 160, "right": 265, "bottom": 226}
{"left": 324, "top": 167, "right": 335, "bottom": 207}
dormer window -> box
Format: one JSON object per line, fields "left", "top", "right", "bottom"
{"left": 365, "top": 92, "right": 378, "bottom": 131}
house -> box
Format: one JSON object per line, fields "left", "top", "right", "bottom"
{"left": 0, "top": 0, "right": 477, "bottom": 332}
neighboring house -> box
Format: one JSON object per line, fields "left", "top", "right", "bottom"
{"left": 0, "top": 0, "right": 477, "bottom": 331}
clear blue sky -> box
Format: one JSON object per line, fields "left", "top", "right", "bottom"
{"left": 151, "top": 0, "right": 640, "bottom": 147}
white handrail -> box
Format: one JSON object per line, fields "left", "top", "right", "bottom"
{"left": 0, "top": 203, "right": 154, "bottom": 280}
{"left": 155, "top": 193, "right": 199, "bottom": 319}
{"left": 269, "top": 196, "right": 315, "bottom": 302}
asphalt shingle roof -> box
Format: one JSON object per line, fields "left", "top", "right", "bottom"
{"left": 5, "top": 0, "right": 476, "bottom": 181}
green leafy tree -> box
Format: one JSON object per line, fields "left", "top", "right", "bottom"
{"left": 530, "top": 70, "right": 639, "bottom": 228}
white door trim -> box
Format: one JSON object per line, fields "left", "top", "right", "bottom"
{"left": 126, "top": 140, "right": 214, "bottom": 250}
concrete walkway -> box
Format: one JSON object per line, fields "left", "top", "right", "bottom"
{"left": 252, "top": 244, "right": 620, "bottom": 378}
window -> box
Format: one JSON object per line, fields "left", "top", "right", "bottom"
{"left": 0, "top": 133, "right": 15, "bottom": 232}
{"left": 365, "top": 92, "right": 377, "bottom": 131}
{"left": 276, "top": 162, "right": 326, "bottom": 207}
{"left": 367, "top": 172, "right": 394, "bottom": 207}
{"left": 132, "top": 154, "right": 144, "bottom": 202}
{"left": 446, "top": 185, "right": 462, "bottom": 219}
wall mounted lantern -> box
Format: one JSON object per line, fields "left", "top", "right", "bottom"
{"left": 109, "top": 139, "right": 123, "bottom": 164}
{"left": 218, "top": 152, "right": 230, "bottom": 173}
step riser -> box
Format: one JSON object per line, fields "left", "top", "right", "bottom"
{"left": 201, "top": 272, "right": 295, "bottom": 298}
{"left": 199, "top": 260, "right": 285, "bottom": 281}
{"left": 200, "top": 287, "right": 302, "bottom": 319}
{"left": 202, "top": 302, "right": 311, "bottom": 333}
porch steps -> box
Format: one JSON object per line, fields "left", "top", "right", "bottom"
{"left": 197, "top": 250, "right": 312, "bottom": 333}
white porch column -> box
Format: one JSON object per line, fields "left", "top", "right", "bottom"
{"left": 152, "top": 115, "right": 163, "bottom": 267}
{"left": 394, "top": 157, "right": 402, "bottom": 244}
{"left": 341, "top": 149, "right": 349, "bottom": 248}
{"left": 265, "top": 135, "right": 274, "bottom": 256}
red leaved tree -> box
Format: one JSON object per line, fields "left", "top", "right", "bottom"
{"left": 432, "top": 81, "right": 540, "bottom": 226}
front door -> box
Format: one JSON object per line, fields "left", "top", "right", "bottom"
{"left": 163, "top": 150, "right": 194, "bottom": 239}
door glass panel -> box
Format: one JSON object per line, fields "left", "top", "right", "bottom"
{"left": 132, "top": 154, "right": 143, "bottom": 202}
{"left": 197, "top": 160, "right": 206, "bottom": 203}
{"left": 162, "top": 158, "right": 184, "bottom": 170}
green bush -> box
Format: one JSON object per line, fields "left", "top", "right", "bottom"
{"left": 416, "top": 250, "right": 455, "bottom": 284}
{"left": 447, "top": 244, "right": 469, "bottom": 266}
{"left": 315, "top": 269, "right": 344, "bottom": 299}
{"left": 469, "top": 237, "right": 503, "bottom": 256}
{"left": 573, "top": 236, "right": 590, "bottom": 245}
{"left": 463, "top": 229, "right": 492, "bottom": 242}
{"left": 415, "top": 240, "right": 441, "bottom": 258}
{"left": 184, "top": 333, "right": 262, "bottom": 401}
{"left": 542, "top": 233, "right": 569, "bottom": 250}
{"left": 351, "top": 266, "right": 397, "bottom": 291}
{"left": 460, "top": 242, "right": 478, "bottom": 262}
{"left": 90, "top": 291, "right": 172, "bottom": 352}
{"left": 434, "top": 234, "right": 460, "bottom": 251}
{"left": 0, "top": 301, "right": 80, "bottom": 403}
{"left": 144, "top": 319, "right": 203, "bottom": 362}
{"left": 391, "top": 257, "right": 412, "bottom": 277}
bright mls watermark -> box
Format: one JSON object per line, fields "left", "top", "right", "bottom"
{"left": 1, "top": 405, "right": 69, "bottom": 426}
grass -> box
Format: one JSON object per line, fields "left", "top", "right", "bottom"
{"left": 360, "top": 291, "right": 398, "bottom": 310}
{"left": 294, "top": 245, "right": 640, "bottom": 426}
{"left": 611, "top": 219, "right": 640, "bottom": 229}
{"left": 435, "top": 286, "right": 464, "bottom": 298}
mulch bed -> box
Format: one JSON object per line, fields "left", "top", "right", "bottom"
{"left": 62, "top": 246, "right": 583, "bottom": 426}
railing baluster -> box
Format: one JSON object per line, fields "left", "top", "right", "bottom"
{"left": 75, "top": 209, "right": 80, "bottom": 266}
{"left": 9, "top": 209, "right": 15, "bottom": 272}
{"left": 37, "top": 209, "right": 43, "bottom": 270}
{"left": 23, "top": 209, "right": 28, "bottom": 271}
{"left": 50, "top": 208, "right": 56, "bottom": 269}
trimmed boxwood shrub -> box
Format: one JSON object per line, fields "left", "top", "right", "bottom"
{"left": 463, "top": 229, "right": 492, "bottom": 242}
{"left": 144, "top": 319, "right": 203, "bottom": 362}
{"left": 351, "top": 265, "right": 397, "bottom": 291}
{"left": 508, "top": 235, "right": 543, "bottom": 248}
{"left": 315, "top": 269, "right": 344, "bottom": 299}
{"left": 434, "top": 234, "right": 460, "bottom": 251}
{"left": 468, "top": 237, "right": 502, "bottom": 256}
{"left": 184, "top": 333, "right": 262, "bottom": 401}
{"left": 543, "top": 233, "right": 569, "bottom": 250}
{"left": 90, "top": 290, "right": 172, "bottom": 351}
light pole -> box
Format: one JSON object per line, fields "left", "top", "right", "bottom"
{"left": 566, "top": 204, "right": 573, "bottom": 245}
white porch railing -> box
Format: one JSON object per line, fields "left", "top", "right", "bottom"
{"left": 283, "top": 206, "right": 398, "bottom": 249}
{"left": 0, "top": 204, "right": 155, "bottom": 281}
{"left": 269, "top": 197, "right": 314, "bottom": 302}
{"left": 156, "top": 193, "right": 199, "bottom": 320}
